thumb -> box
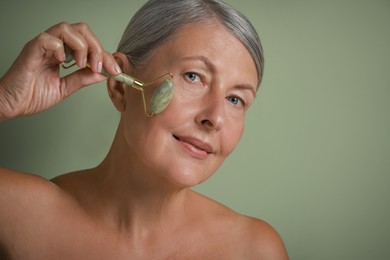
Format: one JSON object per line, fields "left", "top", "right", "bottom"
{"left": 59, "top": 68, "right": 106, "bottom": 98}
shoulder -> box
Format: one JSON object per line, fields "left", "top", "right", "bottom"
{"left": 190, "top": 191, "right": 288, "bottom": 259}
{"left": 0, "top": 168, "right": 69, "bottom": 224}
{"left": 0, "top": 168, "right": 86, "bottom": 211}
{"left": 0, "top": 168, "right": 65, "bottom": 237}
{"left": 237, "top": 215, "right": 289, "bottom": 260}
{"left": 0, "top": 168, "right": 92, "bottom": 258}
{"left": 0, "top": 167, "right": 60, "bottom": 199}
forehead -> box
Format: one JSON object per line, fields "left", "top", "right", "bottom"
{"left": 150, "top": 22, "right": 258, "bottom": 86}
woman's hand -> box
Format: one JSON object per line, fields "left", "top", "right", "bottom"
{"left": 0, "top": 22, "right": 121, "bottom": 121}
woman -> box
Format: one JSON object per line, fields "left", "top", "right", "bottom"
{"left": 0, "top": 0, "right": 288, "bottom": 259}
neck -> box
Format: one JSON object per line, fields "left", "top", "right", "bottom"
{"left": 87, "top": 127, "right": 190, "bottom": 233}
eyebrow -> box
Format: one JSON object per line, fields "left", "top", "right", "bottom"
{"left": 235, "top": 84, "right": 257, "bottom": 98}
{"left": 180, "top": 55, "right": 215, "bottom": 71}
{"left": 180, "top": 55, "right": 257, "bottom": 96}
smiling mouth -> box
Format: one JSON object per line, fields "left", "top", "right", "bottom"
{"left": 173, "top": 135, "right": 213, "bottom": 159}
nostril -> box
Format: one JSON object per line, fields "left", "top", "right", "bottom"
{"left": 195, "top": 102, "right": 224, "bottom": 131}
{"left": 201, "top": 119, "right": 214, "bottom": 128}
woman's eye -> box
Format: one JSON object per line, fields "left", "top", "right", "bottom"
{"left": 184, "top": 72, "right": 200, "bottom": 82}
{"left": 227, "top": 96, "right": 245, "bottom": 108}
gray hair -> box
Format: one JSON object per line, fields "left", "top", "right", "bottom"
{"left": 117, "top": 0, "right": 264, "bottom": 85}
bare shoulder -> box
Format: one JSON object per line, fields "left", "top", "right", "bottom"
{"left": 0, "top": 167, "right": 61, "bottom": 200}
{"left": 190, "top": 191, "right": 289, "bottom": 259}
{"left": 237, "top": 215, "right": 289, "bottom": 259}
{"left": 0, "top": 167, "right": 68, "bottom": 223}
{"left": 0, "top": 167, "right": 85, "bottom": 213}
{"left": 0, "top": 168, "right": 64, "bottom": 238}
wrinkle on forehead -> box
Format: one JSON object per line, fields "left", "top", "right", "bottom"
{"left": 138, "top": 22, "right": 258, "bottom": 91}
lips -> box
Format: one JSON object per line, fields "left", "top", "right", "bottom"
{"left": 173, "top": 135, "right": 213, "bottom": 159}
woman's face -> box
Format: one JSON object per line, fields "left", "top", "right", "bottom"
{"left": 118, "top": 22, "right": 258, "bottom": 188}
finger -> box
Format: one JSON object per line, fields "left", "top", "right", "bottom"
{"left": 17, "top": 32, "right": 65, "bottom": 73}
{"left": 59, "top": 68, "right": 106, "bottom": 98}
{"left": 72, "top": 23, "right": 121, "bottom": 75}
{"left": 45, "top": 22, "right": 89, "bottom": 68}
{"left": 71, "top": 22, "right": 105, "bottom": 73}
{"left": 46, "top": 22, "right": 121, "bottom": 76}
{"left": 102, "top": 51, "right": 122, "bottom": 76}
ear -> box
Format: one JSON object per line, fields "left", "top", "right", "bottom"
{"left": 107, "top": 52, "right": 133, "bottom": 112}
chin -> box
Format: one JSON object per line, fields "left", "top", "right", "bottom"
{"left": 164, "top": 166, "right": 217, "bottom": 189}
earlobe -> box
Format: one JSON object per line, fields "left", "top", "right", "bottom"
{"left": 107, "top": 52, "right": 133, "bottom": 112}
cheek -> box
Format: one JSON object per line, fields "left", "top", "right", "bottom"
{"left": 121, "top": 113, "right": 174, "bottom": 172}
{"left": 167, "top": 85, "right": 246, "bottom": 153}
{"left": 158, "top": 86, "right": 194, "bottom": 119}
{"left": 221, "top": 123, "right": 244, "bottom": 157}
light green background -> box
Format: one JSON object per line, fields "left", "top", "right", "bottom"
{"left": 1, "top": 1, "right": 389, "bottom": 259}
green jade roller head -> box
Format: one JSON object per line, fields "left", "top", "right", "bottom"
{"left": 63, "top": 46, "right": 175, "bottom": 117}
{"left": 100, "top": 69, "right": 175, "bottom": 116}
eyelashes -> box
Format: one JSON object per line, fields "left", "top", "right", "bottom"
{"left": 226, "top": 96, "right": 246, "bottom": 108}
{"left": 181, "top": 71, "right": 248, "bottom": 110}
{"left": 184, "top": 71, "right": 202, "bottom": 83}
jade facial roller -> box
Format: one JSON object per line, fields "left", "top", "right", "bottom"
{"left": 62, "top": 45, "right": 175, "bottom": 116}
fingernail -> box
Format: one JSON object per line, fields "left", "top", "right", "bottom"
{"left": 97, "top": 61, "right": 103, "bottom": 73}
{"left": 80, "top": 57, "right": 87, "bottom": 68}
{"left": 114, "top": 64, "right": 122, "bottom": 74}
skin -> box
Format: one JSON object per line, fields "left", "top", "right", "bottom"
{"left": 0, "top": 21, "right": 288, "bottom": 259}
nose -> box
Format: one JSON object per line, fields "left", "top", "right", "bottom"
{"left": 195, "top": 90, "right": 225, "bottom": 131}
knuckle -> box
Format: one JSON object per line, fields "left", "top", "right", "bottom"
{"left": 35, "top": 32, "right": 49, "bottom": 43}
{"left": 44, "top": 22, "right": 71, "bottom": 40}
{"left": 30, "top": 32, "right": 62, "bottom": 50}
{"left": 74, "top": 22, "right": 90, "bottom": 32}
{"left": 54, "top": 21, "right": 71, "bottom": 32}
